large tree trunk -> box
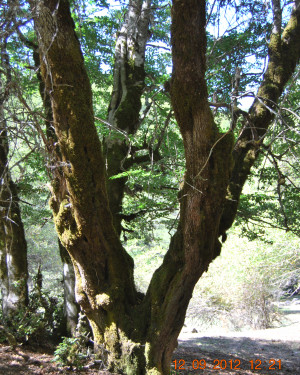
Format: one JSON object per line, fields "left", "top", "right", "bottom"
{"left": 144, "top": 1, "right": 234, "bottom": 372}
{"left": 31, "top": 1, "right": 143, "bottom": 372}
{"left": 105, "top": 0, "right": 152, "bottom": 235}
{"left": 0, "top": 101, "right": 28, "bottom": 317}
{"left": 32, "top": 44, "right": 80, "bottom": 336}
{"left": 15, "top": 32, "right": 81, "bottom": 335}
{"left": 31, "top": 0, "right": 300, "bottom": 374}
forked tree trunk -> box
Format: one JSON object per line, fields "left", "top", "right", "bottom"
{"left": 0, "top": 109, "right": 28, "bottom": 317}
{"left": 31, "top": 0, "right": 300, "bottom": 374}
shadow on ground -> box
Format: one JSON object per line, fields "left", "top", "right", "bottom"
{"left": 172, "top": 334, "right": 300, "bottom": 374}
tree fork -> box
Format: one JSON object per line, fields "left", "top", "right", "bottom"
{"left": 30, "top": 0, "right": 300, "bottom": 374}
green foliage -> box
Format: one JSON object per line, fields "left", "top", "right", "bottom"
{"left": 236, "top": 94, "right": 300, "bottom": 238}
{"left": 6, "top": 0, "right": 297, "bottom": 247}
{"left": 0, "top": 307, "right": 45, "bottom": 344}
{"left": 53, "top": 312, "right": 92, "bottom": 370}
{"left": 206, "top": 0, "right": 270, "bottom": 106}
{"left": 53, "top": 337, "right": 88, "bottom": 369}
{"left": 0, "top": 276, "right": 64, "bottom": 344}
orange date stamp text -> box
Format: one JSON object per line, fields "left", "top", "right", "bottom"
{"left": 172, "top": 358, "right": 282, "bottom": 371}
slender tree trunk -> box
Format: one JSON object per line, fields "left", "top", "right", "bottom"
{"left": 219, "top": 0, "right": 300, "bottom": 237}
{"left": 59, "top": 242, "right": 79, "bottom": 336}
{"left": 31, "top": 0, "right": 300, "bottom": 374}
{"left": 0, "top": 109, "right": 28, "bottom": 317}
{"left": 0, "top": 39, "right": 28, "bottom": 317}
{"left": 105, "top": 0, "right": 152, "bottom": 235}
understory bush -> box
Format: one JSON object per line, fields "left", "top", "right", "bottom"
{"left": 53, "top": 337, "right": 88, "bottom": 369}
{"left": 53, "top": 313, "right": 93, "bottom": 370}
{"left": 0, "top": 272, "right": 64, "bottom": 345}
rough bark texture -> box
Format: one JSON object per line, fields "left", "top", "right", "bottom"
{"left": 31, "top": 1, "right": 143, "bottom": 373}
{"left": 142, "top": 1, "right": 234, "bottom": 372}
{"left": 0, "top": 110, "right": 28, "bottom": 317}
{"left": 105, "top": 0, "right": 152, "bottom": 235}
{"left": 31, "top": 43, "right": 79, "bottom": 336}
{"left": 31, "top": 0, "right": 300, "bottom": 374}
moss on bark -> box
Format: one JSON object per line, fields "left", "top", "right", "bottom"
{"left": 31, "top": 0, "right": 300, "bottom": 374}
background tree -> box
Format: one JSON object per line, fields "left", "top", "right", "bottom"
{"left": 0, "top": 7, "right": 29, "bottom": 317}
{"left": 104, "top": 0, "right": 152, "bottom": 235}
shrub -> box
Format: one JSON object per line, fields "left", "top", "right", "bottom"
{"left": 53, "top": 337, "right": 87, "bottom": 369}
{"left": 0, "top": 272, "right": 64, "bottom": 345}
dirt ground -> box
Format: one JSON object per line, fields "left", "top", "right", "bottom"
{"left": 173, "top": 299, "right": 300, "bottom": 375}
{"left": 0, "top": 301, "right": 299, "bottom": 375}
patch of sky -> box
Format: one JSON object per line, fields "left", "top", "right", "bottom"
{"left": 81, "top": 1, "right": 126, "bottom": 72}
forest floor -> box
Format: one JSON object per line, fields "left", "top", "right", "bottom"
{"left": 0, "top": 298, "right": 299, "bottom": 375}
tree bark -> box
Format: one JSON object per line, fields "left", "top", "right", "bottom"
{"left": 59, "top": 241, "right": 79, "bottom": 336}
{"left": 31, "top": 1, "right": 143, "bottom": 372}
{"left": 143, "top": 1, "right": 234, "bottom": 372}
{"left": 0, "top": 97, "right": 28, "bottom": 317}
{"left": 31, "top": 0, "right": 300, "bottom": 374}
{"left": 30, "top": 42, "right": 79, "bottom": 336}
{"left": 105, "top": 0, "right": 152, "bottom": 235}
{"left": 0, "top": 36, "right": 28, "bottom": 317}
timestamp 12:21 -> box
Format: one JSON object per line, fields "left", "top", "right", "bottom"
{"left": 172, "top": 358, "right": 282, "bottom": 371}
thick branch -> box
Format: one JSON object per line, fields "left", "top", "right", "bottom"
{"left": 219, "top": 2, "right": 300, "bottom": 235}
